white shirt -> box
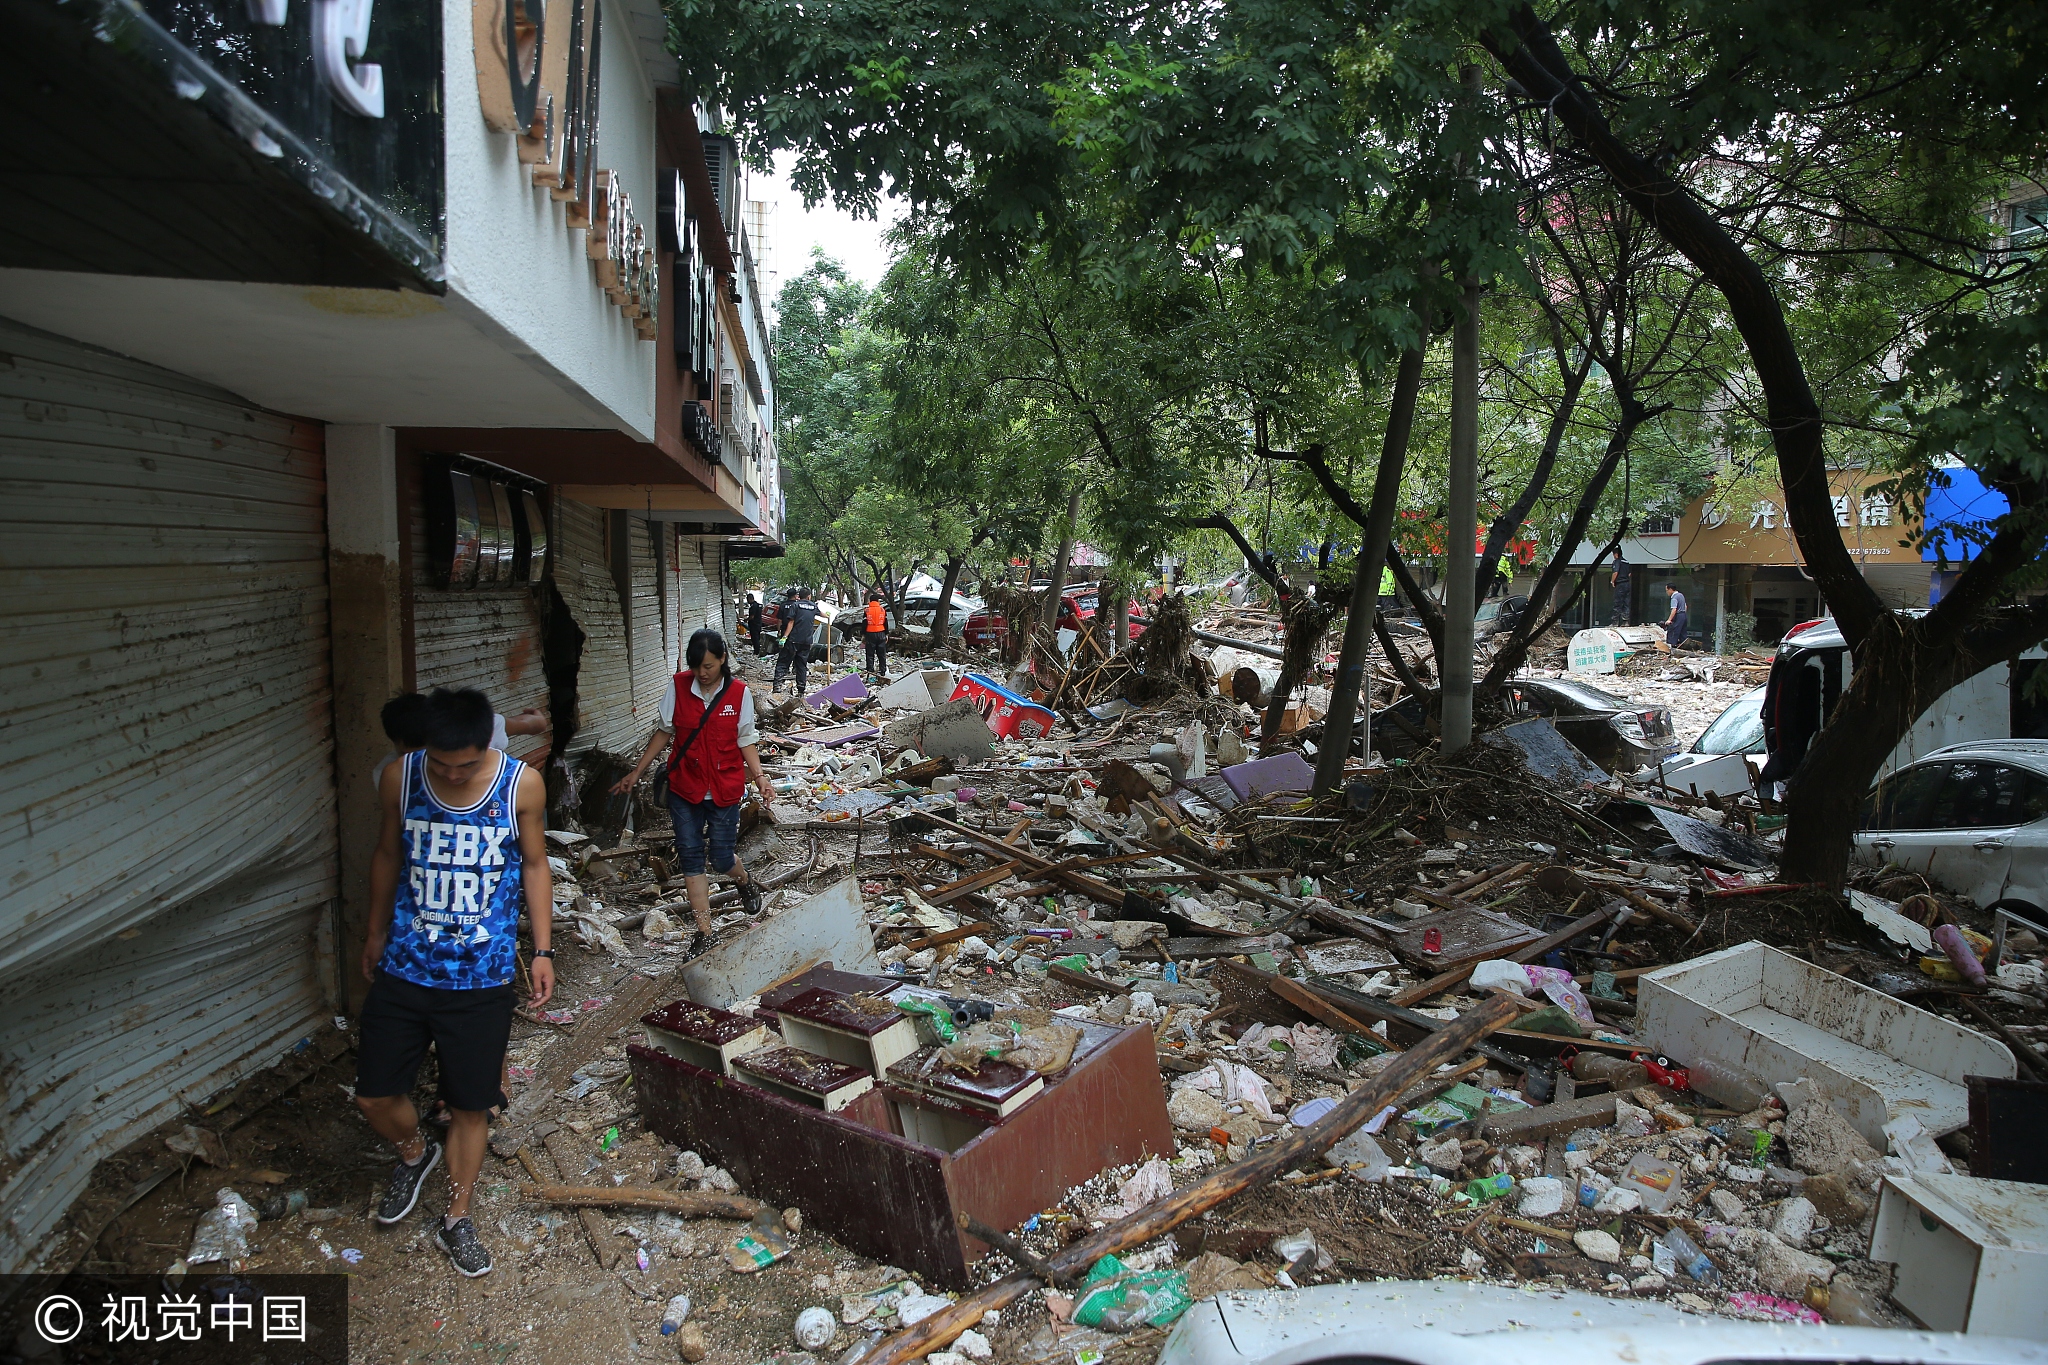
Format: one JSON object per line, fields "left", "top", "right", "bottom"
{"left": 658, "top": 675, "right": 758, "bottom": 747}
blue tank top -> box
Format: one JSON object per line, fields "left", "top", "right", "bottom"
{"left": 381, "top": 750, "right": 525, "bottom": 990}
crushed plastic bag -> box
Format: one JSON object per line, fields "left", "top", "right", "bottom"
{"left": 1270, "top": 1230, "right": 1333, "bottom": 1271}
{"left": 1070, "top": 1255, "right": 1193, "bottom": 1331}
{"left": 1098, "top": 1158, "right": 1173, "bottom": 1219}
{"left": 1328, "top": 1130, "right": 1394, "bottom": 1183}
{"left": 727, "top": 1209, "right": 794, "bottom": 1272}
{"left": 1469, "top": 960, "right": 1533, "bottom": 995}
{"left": 187, "top": 1188, "right": 258, "bottom": 1268}
{"left": 1174, "top": 1061, "right": 1277, "bottom": 1121}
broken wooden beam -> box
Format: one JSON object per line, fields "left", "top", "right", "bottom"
{"left": 1268, "top": 975, "right": 1400, "bottom": 1047}
{"left": 1046, "top": 963, "right": 1131, "bottom": 997}
{"left": 924, "top": 863, "right": 1019, "bottom": 906}
{"left": 519, "top": 1183, "right": 768, "bottom": 1220}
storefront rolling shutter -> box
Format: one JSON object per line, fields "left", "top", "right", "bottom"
{"left": 409, "top": 472, "right": 549, "bottom": 758}
{"left": 0, "top": 318, "right": 334, "bottom": 1274}
{"left": 555, "top": 499, "right": 635, "bottom": 755}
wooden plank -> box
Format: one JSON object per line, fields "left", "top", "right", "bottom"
{"left": 540, "top": 1127, "right": 618, "bottom": 1269}
{"left": 925, "top": 862, "right": 1018, "bottom": 905}
{"left": 492, "top": 970, "right": 678, "bottom": 1158}
{"left": 1046, "top": 964, "right": 1131, "bottom": 996}
{"left": 903, "top": 923, "right": 992, "bottom": 952}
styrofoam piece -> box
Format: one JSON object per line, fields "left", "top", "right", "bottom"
{"left": 681, "top": 878, "right": 882, "bottom": 1010}
{"left": 1636, "top": 942, "right": 2014, "bottom": 1145}
{"left": 878, "top": 668, "right": 954, "bottom": 712}
{"left": 1872, "top": 1172, "right": 2048, "bottom": 1338}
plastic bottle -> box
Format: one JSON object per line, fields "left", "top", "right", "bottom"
{"left": 1660, "top": 1227, "right": 1723, "bottom": 1287}
{"left": 1689, "top": 1057, "right": 1769, "bottom": 1112}
{"left": 1571, "top": 1052, "right": 1651, "bottom": 1091}
{"left": 257, "top": 1190, "right": 309, "bottom": 1222}
{"left": 1465, "top": 1173, "right": 1515, "bottom": 1202}
{"left": 662, "top": 1294, "right": 693, "bottom": 1335}
{"left": 1816, "top": 1281, "right": 1884, "bottom": 1327}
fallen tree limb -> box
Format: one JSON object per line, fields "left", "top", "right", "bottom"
{"left": 910, "top": 812, "right": 1128, "bottom": 908}
{"left": 519, "top": 1182, "right": 769, "bottom": 1220}
{"left": 860, "top": 993, "right": 1521, "bottom": 1365}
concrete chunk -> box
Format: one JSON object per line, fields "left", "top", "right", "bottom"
{"left": 883, "top": 698, "right": 996, "bottom": 762}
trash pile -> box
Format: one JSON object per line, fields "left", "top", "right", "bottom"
{"left": 120, "top": 596, "right": 2048, "bottom": 1359}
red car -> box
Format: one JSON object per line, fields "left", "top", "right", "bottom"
{"left": 962, "top": 584, "right": 1147, "bottom": 649}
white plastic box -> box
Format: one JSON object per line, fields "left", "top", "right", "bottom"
{"left": 1873, "top": 1172, "right": 2048, "bottom": 1338}
{"left": 1637, "top": 942, "right": 2013, "bottom": 1145}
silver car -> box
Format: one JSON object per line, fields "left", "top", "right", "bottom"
{"left": 1856, "top": 739, "right": 2048, "bottom": 918}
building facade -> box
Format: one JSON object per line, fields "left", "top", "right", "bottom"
{"left": 0, "top": 0, "right": 778, "bottom": 1274}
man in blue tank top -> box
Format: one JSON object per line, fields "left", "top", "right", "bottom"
{"left": 355, "top": 688, "right": 553, "bottom": 1277}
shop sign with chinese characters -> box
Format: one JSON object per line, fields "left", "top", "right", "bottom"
{"left": 471, "top": 0, "right": 657, "bottom": 338}
{"left": 1676, "top": 472, "right": 1912, "bottom": 565}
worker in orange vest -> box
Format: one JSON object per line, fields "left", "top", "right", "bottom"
{"left": 863, "top": 590, "right": 891, "bottom": 678}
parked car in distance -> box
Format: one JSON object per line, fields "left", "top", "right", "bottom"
{"left": 1856, "top": 739, "right": 2048, "bottom": 918}
{"left": 962, "top": 583, "right": 1145, "bottom": 649}
{"left": 895, "top": 589, "right": 982, "bottom": 638}
{"left": 1656, "top": 683, "right": 1767, "bottom": 778}
{"left": 1474, "top": 593, "right": 1528, "bottom": 639}
{"left": 1509, "top": 675, "right": 1680, "bottom": 773}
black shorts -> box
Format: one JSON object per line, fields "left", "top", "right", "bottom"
{"left": 356, "top": 972, "right": 514, "bottom": 1112}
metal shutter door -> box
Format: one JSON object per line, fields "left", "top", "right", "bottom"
{"left": 409, "top": 473, "right": 549, "bottom": 758}
{"left": 0, "top": 318, "right": 335, "bottom": 1274}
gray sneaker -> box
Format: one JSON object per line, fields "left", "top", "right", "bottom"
{"left": 435, "top": 1216, "right": 494, "bottom": 1276}
{"left": 375, "top": 1141, "right": 441, "bottom": 1224}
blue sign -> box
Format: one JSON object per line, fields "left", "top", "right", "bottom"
{"left": 1922, "top": 466, "right": 2009, "bottom": 562}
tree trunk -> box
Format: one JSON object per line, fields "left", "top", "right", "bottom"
{"left": 1037, "top": 487, "right": 1083, "bottom": 662}
{"left": 1476, "top": 347, "right": 1590, "bottom": 602}
{"left": 929, "top": 553, "right": 966, "bottom": 647}
{"left": 1441, "top": 280, "right": 1481, "bottom": 756}
{"left": 1313, "top": 338, "right": 1430, "bottom": 793}
{"left": 1480, "top": 400, "right": 1654, "bottom": 691}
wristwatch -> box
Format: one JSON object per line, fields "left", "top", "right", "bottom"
{"left": 533, "top": 949, "right": 555, "bottom": 959}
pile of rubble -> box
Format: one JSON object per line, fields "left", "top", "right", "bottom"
{"left": 124, "top": 608, "right": 2048, "bottom": 1360}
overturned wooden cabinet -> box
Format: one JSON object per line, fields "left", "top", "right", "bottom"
{"left": 628, "top": 1009, "right": 1174, "bottom": 1287}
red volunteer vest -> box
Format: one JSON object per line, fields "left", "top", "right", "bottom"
{"left": 667, "top": 675, "right": 748, "bottom": 806}
{"left": 866, "top": 600, "right": 885, "bottom": 632}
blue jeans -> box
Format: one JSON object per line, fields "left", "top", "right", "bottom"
{"left": 667, "top": 791, "right": 741, "bottom": 876}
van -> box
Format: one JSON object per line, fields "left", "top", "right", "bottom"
{"left": 1759, "top": 613, "right": 2048, "bottom": 786}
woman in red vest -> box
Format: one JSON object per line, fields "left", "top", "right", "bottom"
{"left": 613, "top": 630, "right": 777, "bottom": 937}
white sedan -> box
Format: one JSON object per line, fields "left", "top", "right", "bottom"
{"left": 1856, "top": 739, "right": 2048, "bottom": 918}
